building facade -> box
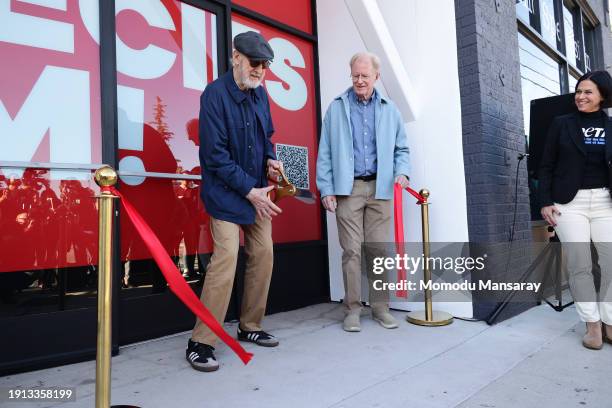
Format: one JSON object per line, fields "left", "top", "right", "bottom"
{"left": 1, "top": 0, "right": 611, "bottom": 374}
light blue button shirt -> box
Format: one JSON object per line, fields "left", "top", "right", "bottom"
{"left": 348, "top": 89, "right": 377, "bottom": 176}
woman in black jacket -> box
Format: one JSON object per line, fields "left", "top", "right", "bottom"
{"left": 539, "top": 70, "right": 612, "bottom": 350}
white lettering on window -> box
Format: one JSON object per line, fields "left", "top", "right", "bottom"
{"left": 182, "top": 3, "right": 206, "bottom": 91}
{"left": 0, "top": 66, "right": 90, "bottom": 179}
{"left": 115, "top": 0, "right": 177, "bottom": 79}
{"left": 232, "top": 21, "right": 259, "bottom": 37}
{"left": 79, "top": 0, "right": 99, "bottom": 44}
{"left": 0, "top": 0, "right": 73, "bottom": 53}
{"left": 266, "top": 38, "right": 307, "bottom": 111}
{"left": 117, "top": 85, "right": 146, "bottom": 186}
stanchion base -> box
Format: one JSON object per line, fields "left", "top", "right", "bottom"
{"left": 111, "top": 405, "right": 141, "bottom": 407}
{"left": 406, "top": 310, "right": 453, "bottom": 326}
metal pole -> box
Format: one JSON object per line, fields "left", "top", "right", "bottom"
{"left": 94, "top": 166, "right": 117, "bottom": 408}
{"left": 406, "top": 189, "right": 453, "bottom": 326}
{"left": 421, "top": 190, "right": 433, "bottom": 321}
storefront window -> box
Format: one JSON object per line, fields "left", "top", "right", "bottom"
{"left": 516, "top": 0, "right": 537, "bottom": 28}
{"left": 0, "top": 0, "right": 103, "bottom": 310}
{"left": 232, "top": 0, "right": 312, "bottom": 34}
{"left": 582, "top": 20, "right": 595, "bottom": 72}
{"left": 518, "top": 33, "right": 562, "bottom": 141}
{"left": 562, "top": 4, "right": 577, "bottom": 67}
{"left": 114, "top": 1, "right": 220, "bottom": 289}
{"left": 539, "top": 0, "right": 558, "bottom": 48}
{"left": 608, "top": 1, "right": 612, "bottom": 31}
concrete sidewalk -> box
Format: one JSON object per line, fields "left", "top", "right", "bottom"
{"left": 1, "top": 302, "right": 610, "bottom": 408}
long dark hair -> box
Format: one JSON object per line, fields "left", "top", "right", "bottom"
{"left": 575, "top": 70, "right": 612, "bottom": 109}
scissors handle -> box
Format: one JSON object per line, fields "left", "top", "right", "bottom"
{"left": 267, "top": 167, "right": 297, "bottom": 203}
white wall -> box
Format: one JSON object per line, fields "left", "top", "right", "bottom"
{"left": 316, "top": 0, "right": 472, "bottom": 317}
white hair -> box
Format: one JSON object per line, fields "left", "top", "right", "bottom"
{"left": 349, "top": 52, "right": 381, "bottom": 73}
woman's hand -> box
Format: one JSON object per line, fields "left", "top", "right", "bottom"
{"left": 541, "top": 205, "right": 561, "bottom": 227}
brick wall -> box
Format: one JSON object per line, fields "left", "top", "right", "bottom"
{"left": 455, "top": 0, "right": 534, "bottom": 320}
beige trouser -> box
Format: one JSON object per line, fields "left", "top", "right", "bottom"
{"left": 554, "top": 188, "right": 612, "bottom": 324}
{"left": 192, "top": 216, "right": 273, "bottom": 345}
{"left": 336, "top": 180, "right": 392, "bottom": 314}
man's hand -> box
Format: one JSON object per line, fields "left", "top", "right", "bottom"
{"left": 267, "top": 159, "right": 284, "bottom": 181}
{"left": 322, "top": 195, "right": 337, "bottom": 213}
{"left": 541, "top": 205, "right": 561, "bottom": 227}
{"left": 247, "top": 186, "right": 282, "bottom": 220}
{"left": 395, "top": 175, "right": 410, "bottom": 189}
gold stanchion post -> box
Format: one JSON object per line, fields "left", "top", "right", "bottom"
{"left": 406, "top": 189, "right": 454, "bottom": 326}
{"left": 94, "top": 166, "right": 118, "bottom": 408}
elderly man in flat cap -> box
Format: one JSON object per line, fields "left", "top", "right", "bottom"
{"left": 186, "top": 31, "right": 283, "bottom": 372}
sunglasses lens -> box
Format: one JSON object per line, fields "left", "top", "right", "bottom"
{"left": 249, "top": 59, "right": 271, "bottom": 69}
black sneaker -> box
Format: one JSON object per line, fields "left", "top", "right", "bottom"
{"left": 237, "top": 327, "right": 279, "bottom": 347}
{"left": 186, "top": 339, "right": 219, "bottom": 372}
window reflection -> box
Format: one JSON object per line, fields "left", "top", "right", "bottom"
{"left": 563, "top": 5, "right": 578, "bottom": 68}
{"left": 115, "top": 1, "right": 218, "bottom": 296}
{"left": 516, "top": 0, "right": 535, "bottom": 25}
{"left": 582, "top": 22, "right": 595, "bottom": 72}
{"left": 0, "top": 169, "right": 100, "bottom": 314}
{"left": 518, "top": 33, "right": 562, "bottom": 141}
{"left": 539, "top": 0, "right": 557, "bottom": 48}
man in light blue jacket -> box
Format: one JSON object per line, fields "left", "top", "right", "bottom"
{"left": 316, "top": 51, "right": 411, "bottom": 332}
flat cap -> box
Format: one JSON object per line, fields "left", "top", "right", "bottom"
{"left": 234, "top": 31, "right": 274, "bottom": 61}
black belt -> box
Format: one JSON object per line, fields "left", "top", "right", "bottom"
{"left": 354, "top": 173, "right": 376, "bottom": 181}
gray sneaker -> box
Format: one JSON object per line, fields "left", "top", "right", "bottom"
{"left": 186, "top": 339, "right": 219, "bottom": 372}
{"left": 373, "top": 311, "right": 399, "bottom": 329}
{"left": 343, "top": 313, "right": 361, "bottom": 332}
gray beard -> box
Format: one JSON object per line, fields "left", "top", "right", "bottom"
{"left": 242, "top": 74, "right": 262, "bottom": 89}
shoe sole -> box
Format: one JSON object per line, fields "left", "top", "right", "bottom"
{"left": 238, "top": 338, "right": 279, "bottom": 347}
{"left": 373, "top": 317, "right": 399, "bottom": 329}
{"left": 582, "top": 341, "right": 603, "bottom": 350}
{"left": 188, "top": 361, "right": 219, "bottom": 372}
{"left": 343, "top": 325, "right": 361, "bottom": 332}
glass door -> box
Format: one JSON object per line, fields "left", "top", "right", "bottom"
{"left": 113, "top": 0, "right": 227, "bottom": 345}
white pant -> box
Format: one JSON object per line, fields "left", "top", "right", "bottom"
{"left": 554, "top": 188, "right": 612, "bottom": 324}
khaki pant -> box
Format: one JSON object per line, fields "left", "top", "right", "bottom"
{"left": 336, "top": 180, "right": 392, "bottom": 314}
{"left": 192, "top": 216, "right": 273, "bottom": 345}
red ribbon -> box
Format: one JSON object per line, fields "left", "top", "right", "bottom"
{"left": 103, "top": 186, "right": 253, "bottom": 365}
{"left": 393, "top": 184, "right": 425, "bottom": 299}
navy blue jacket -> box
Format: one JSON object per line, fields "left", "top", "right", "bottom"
{"left": 199, "top": 71, "right": 276, "bottom": 224}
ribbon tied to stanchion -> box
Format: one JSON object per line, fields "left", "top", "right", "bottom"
{"left": 393, "top": 183, "right": 425, "bottom": 299}
{"left": 102, "top": 185, "right": 253, "bottom": 365}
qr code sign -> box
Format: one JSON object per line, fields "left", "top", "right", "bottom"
{"left": 275, "top": 144, "right": 309, "bottom": 190}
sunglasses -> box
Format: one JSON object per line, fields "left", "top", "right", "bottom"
{"left": 248, "top": 59, "right": 272, "bottom": 69}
